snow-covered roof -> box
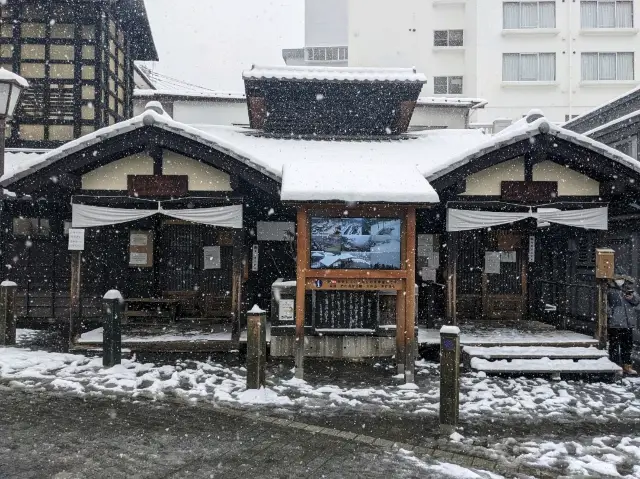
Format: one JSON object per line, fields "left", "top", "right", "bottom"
{"left": 416, "top": 97, "right": 487, "bottom": 109}
{"left": 1, "top": 149, "right": 49, "bottom": 185}
{"left": 134, "top": 89, "right": 246, "bottom": 101}
{"left": 428, "top": 110, "right": 640, "bottom": 182}
{"left": 281, "top": 160, "right": 438, "bottom": 203}
{"left": 564, "top": 83, "right": 640, "bottom": 131}
{"left": 4, "top": 105, "right": 639, "bottom": 203}
{"left": 242, "top": 65, "right": 427, "bottom": 83}
{"left": 583, "top": 109, "right": 640, "bottom": 136}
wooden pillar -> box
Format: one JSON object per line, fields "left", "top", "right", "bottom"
{"left": 246, "top": 305, "right": 267, "bottom": 389}
{"left": 69, "top": 250, "right": 82, "bottom": 346}
{"left": 439, "top": 325, "right": 461, "bottom": 432}
{"left": 596, "top": 278, "right": 608, "bottom": 349}
{"left": 445, "top": 231, "right": 458, "bottom": 325}
{"left": 231, "top": 228, "right": 244, "bottom": 343}
{"left": 0, "top": 281, "right": 17, "bottom": 346}
{"left": 395, "top": 289, "right": 406, "bottom": 375}
{"left": 404, "top": 207, "right": 417, "bottom": 383}
{"left": 294, "top": 207, "right": 308, "bottom": 379}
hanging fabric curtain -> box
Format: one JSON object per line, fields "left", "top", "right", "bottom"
{"left": 447, "top": 207, "right": 608, "bottom": 232}
{"left": 72, "top": 203, "right": 243, "bottom": 229}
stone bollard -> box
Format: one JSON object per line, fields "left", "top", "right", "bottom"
{"left": 103, "top": 290, "right": 123, "bottom": 368}
{"left": 439, "top": 325, "right": 461, "bottom": 432}
{"left": 246, "top": 304, "right": 267, "bottom": 390}
{"left": 0, "top": 281, "right": 17, "bottom": 346}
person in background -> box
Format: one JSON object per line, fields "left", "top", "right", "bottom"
{"left": 607, "top": 275, "right": 639, "bottom": 375}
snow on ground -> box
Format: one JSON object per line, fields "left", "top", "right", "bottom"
{"left": 483, "top": 436, "right": 640, "bottom": 478}
{"left": 396, "top": 450, "right": 503, "bottom": 479}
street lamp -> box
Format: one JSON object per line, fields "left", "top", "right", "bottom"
{"left": 0, "top": 68, "right": 28, "bottom": 178}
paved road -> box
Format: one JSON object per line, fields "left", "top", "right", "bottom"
{"left": 0, "top": 389, "right": 438, "bottom": 479}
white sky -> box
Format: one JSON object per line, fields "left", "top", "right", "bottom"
{"left": 142, "top": 0, "right": 304, "bottom": 92}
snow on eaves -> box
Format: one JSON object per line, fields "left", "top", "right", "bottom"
{"left": 583, "top": 109, "right": 640, "bottom": 137}
{"left": 427, "top": 114, "right": 640, "bottom": 182}
{"left": 416, "top": 96, "right": 487, "bottom": 109}
{"left": 133, "top": 89, "right": 246, "bottom": 101}
{"left": 242, "top": 65, "right": 427, "bottom": 83}
{"left": 281, "top": 161, "right": 439, "bottom": 203}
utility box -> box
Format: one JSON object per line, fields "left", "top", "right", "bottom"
{"left": 595, "top": 248, "right": 615, "bottom": 279}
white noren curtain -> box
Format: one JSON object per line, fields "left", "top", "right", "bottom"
{"left": 72, "top": 203, "right": 243, "bottom": 229}
{"left": 446, "top": 207, "right": 608, "bottom": 232}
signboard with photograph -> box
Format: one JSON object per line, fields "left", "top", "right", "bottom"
{"left": 310, "top": 217, "right": 402, "bottom": 270}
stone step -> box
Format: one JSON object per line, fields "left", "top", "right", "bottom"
{"left": 469, "top": 357, "right": 622, "bottom": 375}
{"left": 463, "top": 345, "right": 608, "bottom": 360}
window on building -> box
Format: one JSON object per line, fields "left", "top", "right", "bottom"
{"left": 12, "top": 218, "right": 51, "bottom": 237}
{"left": 581, "top": 52, "right": 634, "bottom": 80}
{"left": 580, "top": 1, "right": 633, "bottom": 28}
{"left": 305, "top": 46, "right": 348, "bottom": 62}
{"left": 612, "top": 135, "right": 638, "bottom": 159}
{"left": 434, "top": 30, "right": 464, "bottom": 47}
{"left": 503, "top": 2, "right": 556, "bottom": 29}
{"left": 434, "top": 76, "right": 463, "bottom": 94}
{"left": 564, "top": 114, "right": 580, "bottom": 122}
{"left": 502, "top": 53, "right": 556, "bottom": 81}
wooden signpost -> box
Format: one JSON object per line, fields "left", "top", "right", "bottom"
{"left": 294, "top": 205, "right": 417, "bottom": 383}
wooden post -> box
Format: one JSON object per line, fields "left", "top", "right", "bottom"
{"left": 246, "top": 304, "right": 267, "bottom": 389}
{"left": 0, "top": 280, "right": 17, "bottom": 346}
{"left": 102, "top": 290, "right": 122, "bottom": 368}
{"left": 404, "top": 207, "right": 417, "bottom": 383}
{"left": 295, "top": 207, "right": 308, "bottom": 379}
{"left": 231, "top": 228, "right": 244, "bottom": 344}
{"left": 445, "top": 231, "right": 458, "bottom": 325}
{"left": 395, "top": 289, "right": 406, "bottom": 375}
{"left": 69, "top": 250, "right": 82, "bottom": 346}
{"left": 596, "top": 279, "right": 608, "bottom": 350}
{"left": 440, "top": 325, "right": 461, "bottom": 432}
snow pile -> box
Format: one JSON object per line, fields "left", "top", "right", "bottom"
{"left": 397, "top": 449, "right": 501, "bottom": 478}
{"left": 488, "top": 436, "right": 640, "bottom": 478}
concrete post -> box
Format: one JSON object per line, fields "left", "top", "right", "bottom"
{"left": 0, "top": 280, "right": 17, "bottom": 346}
{"left": 246, "top": 304, "right": 267, "bottom": 389}
{"left": 103, "top": 290, "right": 123, "bottom": 368}
{"left": 439, "top": 325, "right": 461, "bottom": 432}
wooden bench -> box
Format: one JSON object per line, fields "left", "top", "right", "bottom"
{"left": 124, "top": 298, "right": 180, "bottom": 325}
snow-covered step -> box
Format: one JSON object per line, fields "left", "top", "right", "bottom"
{"left": 470, "top": 357, "right": 622, "bottom": 375}
{"left": 463, "top": 346, "right": 608, "bottom": 360}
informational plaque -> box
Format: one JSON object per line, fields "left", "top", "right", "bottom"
{"left": 500, "top": 251, "right": 516, "bottom": 263}
{"left": 251, "top": 244, "right": 259, "bottom": 272}
{"left": 203, "top": 246, "right": 221, "bottom": 270}
{"left": 279, "top": 299, "right": 295, "bottom": 322}
{"left": 485, "top": 252, "right": 501, "bottom": 274}
{"left": 529, "top": 236, "right": 536, "bottom": 263}
{"left": 129, "top": 230, "right": 153, "bottom": 267}
{"left": 68, "top": 228, "right": 85, "bottom": 251}
{"left": 130, "top": 233, "right": 148, "bottom": 247}
{"left": 421, "top": 267, "right": 437, "bottom": 282}
{"left": 428, "top": 252, "right": 440, "bottom": 268}
{"left": 129, "top": 252, "right": 148, "bottom": 266}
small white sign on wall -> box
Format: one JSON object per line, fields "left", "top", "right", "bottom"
{"left": 485, "top": 251, "right": 501, "bottom": 274}
{"left": 203, "top": 246, "right": 221, "bottom": 270}
{"left": 279, "top": 299, "right": 295, "bottom": 322}
{"left": 130, "top": 233, "right": 148, "bottom": 247}
{"left": 252, "top": 244, "right": 259, "bottom": 272}
{"left": 68, "top": 228, "right": 85, "bottom": 251}
{"left": 257, "top": 221, "right": 295, "bottom": 241}
{"left": 529, "top": 236, "right": 536, "bottom": 263}
{"left": 129, "top": 252, "right": 148, "bottom": 266}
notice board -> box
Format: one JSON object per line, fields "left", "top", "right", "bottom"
{"left": 129, "top": 230, "right": 153, "bottom": 267}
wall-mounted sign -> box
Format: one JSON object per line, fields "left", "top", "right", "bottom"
{"left": 129, "top": 230, "right": 153, "bottom": 267}
{"left": 257, "top": 221, "right": 295, "bottom": 241}
{"left": 279, "top": 299, "right": 295, "bottom": 322}
{"left": 68, "top": 228, "right": 85, "bottom": 251}
{"left": 485, "top": 251, "right": 501, "bottom": 274}
{"left": 529, "top": 236, "right": 536, "bottom": 263}
{"left": 500, "top": 251, "right": 516, "bottom": 263}
{"left": 252, "top": 244, "right": 259, "bottom": 272}
{"left": 203, "top": 246, "right": 221, "bottom": 269}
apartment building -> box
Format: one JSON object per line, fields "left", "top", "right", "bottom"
{"left": 349, "top": 0, "right": 640, "bottom": 123}
{"left": 282, "top": 0, "right": 349, "bottom": 66}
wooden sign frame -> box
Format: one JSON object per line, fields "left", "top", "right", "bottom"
{"left": 294, "top": 204, "right": 417, "bottom": 382}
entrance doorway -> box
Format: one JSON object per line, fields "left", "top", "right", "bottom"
{"left": 456, "top": 230, "right": 528, "bottom": 321}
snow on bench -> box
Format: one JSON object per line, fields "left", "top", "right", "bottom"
{"left": 463, "top": 346, "right": 608, "bottom": 360}
{"left": 470, "top": 357, "right": 622, "bottom": 374}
